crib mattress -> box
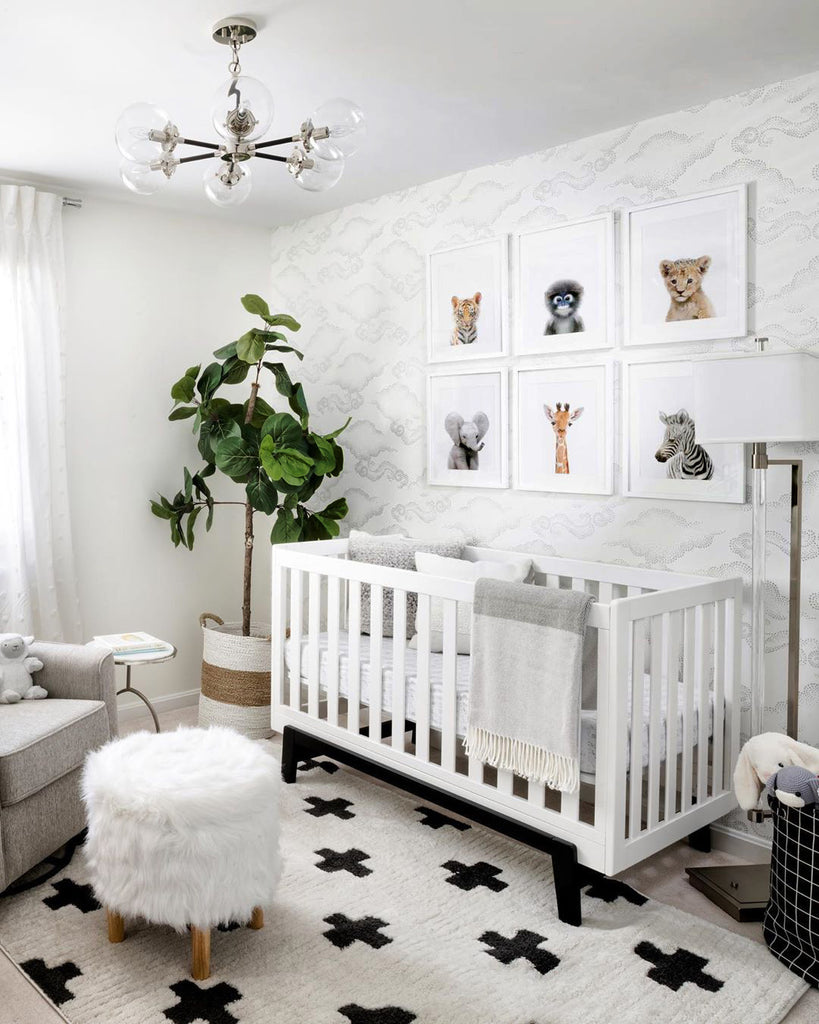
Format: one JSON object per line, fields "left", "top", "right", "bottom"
{"left": 284, "top": 630, "right": 712, "bottom": 777}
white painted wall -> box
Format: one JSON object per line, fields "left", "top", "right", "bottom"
{"left": 62, "top": 199, "right": 272, "bottom": 711}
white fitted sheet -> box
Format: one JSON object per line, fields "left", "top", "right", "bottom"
{"left": 284, "top": 630, "right": 712, "bottom": 777}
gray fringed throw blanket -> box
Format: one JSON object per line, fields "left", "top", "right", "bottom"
{"left": 465, "top": 578, "right": 593, "bottom": 793}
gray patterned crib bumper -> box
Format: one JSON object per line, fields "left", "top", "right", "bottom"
{"left": 764, "top": 798, "right": 819, "bottom": 987}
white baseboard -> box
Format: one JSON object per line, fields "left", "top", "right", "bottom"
{"left": 711, "top": 823, "right": 771, "bottom": 863}
{"left": 116, "top": 687, "right": 199, "bottom": 723}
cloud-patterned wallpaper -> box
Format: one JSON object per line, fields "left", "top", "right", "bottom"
{"left": 270, "top": 71, "right": 819, "bottom": 840}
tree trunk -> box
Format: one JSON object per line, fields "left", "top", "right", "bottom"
{"left": 242, "top": 501, "right": 254, "bottom": 637}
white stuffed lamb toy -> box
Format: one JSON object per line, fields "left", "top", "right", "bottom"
{"left": 0, "top": 634, "right": 46, "bottom": 703}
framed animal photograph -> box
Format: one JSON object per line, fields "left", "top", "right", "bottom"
{"left": 426, "top": 237, "right": 509, "bottom": 363}
{"left": 513, "top": 363, "right": 613, "bottom": 495}
{"left": 515, "top": 213, "right": 615, "bottom": 355}
{"left": 623, "top": 356, "right": 746, "bottom": 503}
{"left": 624, "top": 184, "right": 747, "bottom": 346}
{"left": 427, "top": 367, "right": 508, "bottom": 488}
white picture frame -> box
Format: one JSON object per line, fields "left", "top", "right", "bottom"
{"left": 426, "top": 237, "right": 509, "bottom": 363}
{"left": 515, "top": 213, "right": 615, "bottom": 355}
{"left": 623, "top": 184, "right": 747, "bottom": 347}
{"left": 513, "top": 362, "right": 613, "bottom": 495}
{"left": 623, "top": 355, "right": 746, "bottom": 503}
{"left": 427, "top": 367, "right": 509, "bottom": 489}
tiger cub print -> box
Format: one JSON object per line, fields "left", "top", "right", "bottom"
{"left": 451, "top": 292, "right": 482, "bottom": 345}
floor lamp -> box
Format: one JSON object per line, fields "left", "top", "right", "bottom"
{"left": 685, "top": 347, "right": 819, "bottom": 920}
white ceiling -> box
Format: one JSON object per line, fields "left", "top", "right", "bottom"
{"left": 4, "top": 0, "right": 819, "bottom": 228}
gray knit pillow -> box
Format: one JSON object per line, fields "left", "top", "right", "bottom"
{"left": 348, "top": 530, "right": 463, "bottom": 638}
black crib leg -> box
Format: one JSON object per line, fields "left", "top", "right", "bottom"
{"left": 281, "top": 725, "right": 298, "bottom": 784}
{"left": 688, "top": 824, "right": 712, "bottom": 853}
{"left": 552, "top": 845, "right": 582, "bottom": 927}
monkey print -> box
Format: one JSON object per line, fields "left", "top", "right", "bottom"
{"left": 544, "top": 280, "right": 584, "bottom": 335}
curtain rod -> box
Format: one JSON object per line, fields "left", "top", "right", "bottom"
{"left": 62, "top": 197, "right": 83, "bottom": 209}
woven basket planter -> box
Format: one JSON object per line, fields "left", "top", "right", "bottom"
{"left": 198, "top": 613, "right": 273, "bottom": 740}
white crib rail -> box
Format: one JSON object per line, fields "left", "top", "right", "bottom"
{"left": 271, "top": 540, "right": 741, "bottom": 877}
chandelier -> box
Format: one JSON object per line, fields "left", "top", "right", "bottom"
{"left": 115, "top": 18, "right": 365, "bottom": 207}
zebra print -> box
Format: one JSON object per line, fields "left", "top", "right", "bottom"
{"left": 655, "top": 409, "right": 714, "bottom": 481}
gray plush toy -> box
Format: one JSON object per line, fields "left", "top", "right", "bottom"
{"left": 0, "top": 634, "right": 46, "bottom": 704}
{"left": 766, "top": 764, "right": 819, "bottom": 809}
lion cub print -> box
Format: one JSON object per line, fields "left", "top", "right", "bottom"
{"left": 659, "top": 256, "right": 714, "bottom": 322}
{"left": 451, "top": 292, "right": 481, "bottom": 345}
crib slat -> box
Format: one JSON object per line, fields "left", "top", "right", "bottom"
{"left": 628, "top": 619, "right": 645, "bottom": 838}
{"left": 561, "top": 786, "right": 580, "bottom": 821}
{"left": 647, "top": 615, "right": 663, "bottom": 831}
{"left": 593, "top": 620, "right": 610, "bottom": 830}
{"left": 368, "top": 585, "right": 384, "bottom": 742}
{"left": 712, "top": 601, "right": 725, "bottom": 796}
{"left": 347, "top": 580, "right": 362, "bottom": 734}
{"left": 327, "top": 575, "right": 341, "bottom": 726}
{"left": 415, "top": 594, "right": 431, "bottom": 762}
{"left": 725, "top": 593, "right": 740, "bottom": 792}
{"left": 497, "top": 770, "right": 514, "bottom": 796}
{"left": 527, "top": 780, "right": 545, "bottom": 808}
{"left": 289, "top": 570, "right": 304, "bottom": 711}
{"left": 546, "top": 573, "right": 561, "bottom": 590}
{"left": 392, "top": 590, "right": 407, "bottom": 752}
{"left": 696, "top": 604, "right": 712, "bottom": 805}
{"left": 664, "top": 611, "right": 681, "bottom": 823}
{"left": 598, "top": 582, "right": 614, "bottom": 605}
{"left": 681, "top": 607, "right": 696, "bottom": 813}
{"left": 271, "top": 560, "right": 287, "bottom": 712}
{"left": 307, "top": 573, "right": 321, "bottom": 719}
{"left": 441, "top": 598, "right": 458, "bottom": 773}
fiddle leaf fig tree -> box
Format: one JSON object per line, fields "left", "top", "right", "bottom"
{"left": 151, "top": 294, "right": 350, "bottom": 637}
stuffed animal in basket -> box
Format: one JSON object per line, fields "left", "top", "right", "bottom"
{"left": 734, "top": 732, "right": 819, "bottom": 809}
{"left": 765, "top": 764, "right": 819, "bottom": 810}
{"left": 0, "top": 634, "right": 46, "bottom": 703}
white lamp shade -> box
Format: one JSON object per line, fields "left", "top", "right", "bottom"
{"left": 693, "top": 352, "right": 819, "bottom": 443}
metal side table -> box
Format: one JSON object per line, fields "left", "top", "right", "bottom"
{"left": 114, "top": 645, "right": 176, "bottom": 733}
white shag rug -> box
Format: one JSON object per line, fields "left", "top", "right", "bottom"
{"left": 0, "top": 753, "right": 808, "bottom": 1024}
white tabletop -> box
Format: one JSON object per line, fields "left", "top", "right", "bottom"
{"left": 112, "top": 644, "right": 177, "bottom": 666}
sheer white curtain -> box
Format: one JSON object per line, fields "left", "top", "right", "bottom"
{"left": 0, "top": 185, "right": 81, "bottom": 639}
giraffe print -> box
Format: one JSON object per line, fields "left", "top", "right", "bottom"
{"left": 544, "top": 402, "right": 584, "bottom": 475}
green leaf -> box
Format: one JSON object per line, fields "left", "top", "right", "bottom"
{"left": 169, "top": 406, "right": 197, "bottom": 421}
{"left": 313, "top": 514, "right": 340, "bottom": 538}
{"left": 171, "top": 373, "right": 196, "bottom": 404}
{"left": 201, "top": 463, "right": 216, "bottom": 478}
{"left": 330, "top": 443, "right": 344, "bottom": 477}
{"left": 150, "top": 499, "right": 173, "bottom": 520}
{"left": 260, "top": 412, "right": 302, "bottom": 448}
{"left": 197, "top": 362, "right": 223, "bottom": 399}
{"left": 221, "top": 355, "right": 251, "bottom": 385}
{"left": 246, "top": 474, "right": 279, "bottom": 515}
{"left": 192, "top": 473, "right": 211, "bottom": 500}
{"left": 319, "top": 497, "right": 348, "bottom": 521}
{"left": 270, "top": 508, "right": 301, "bottom": 544}
{"left": 325, "top": 417, "right": 352, "bottom": 440}
{"left": 241, "top": 293, "right": 271, "bottom": 317}
{"left": 289, "top": 383, "right": 309, "bottom": 424}
{"left": 186, "top": 506, "right": 201, "bottom": 550}
{"left": 265, "top": 343, "right": 304, "bottom": 361}
{"left": 213, "top": 340, "right": 237, "bottom": 360}
{"left": 183, "top": 467, "right": 193, "bottom": 500}
{"left": 214, "top": 436, "right": 259, "bottom": 481}
{"left": 247, "top": 395, "right": 276, "bottom": 430}
{"left": 236, "top": 329, "right": 266, "bottom": 364}
{"left": 206, "top": 496, "right": 215, "bottom": 531}
{"left": 264, "top": 362, "right": 295, "bottom": 399}
{"left": 310, "top": 434, "right": 336, "bottom": 475}
{"left": 262, "top": 313, "right": 301, "bottom": 332}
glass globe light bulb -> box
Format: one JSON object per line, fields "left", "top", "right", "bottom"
{"left": 293, "top": 146, "right": 345, "bottom": 193}
{"left": 210, "top": 76, "right": 274, "bottom": 142}
{"left": 119, "top": 158, "right": 167, "bottom": 196}
{"left": 115, "top": 102, "right": 172, "bottom": 162}
{"left": 203, "top": 160, "right": 253, "bottom": 208}
{"left": 311, "top": 97, "right": 365, "bottom": 157}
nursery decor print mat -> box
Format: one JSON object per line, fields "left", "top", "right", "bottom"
{"left": 0, "top": 757, "right": 807, "bottom": 1024}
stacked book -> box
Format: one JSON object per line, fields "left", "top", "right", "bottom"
{"left": 92, "top": 632, "right": 173, "bottom": 658}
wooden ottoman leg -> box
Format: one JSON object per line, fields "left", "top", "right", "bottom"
{"left": 106, "top": 909, "right": 125, "bottom": 943}
{"left": 249, "top": 906, "right": 264, "bottom": 930}
{"left": 191, "top": 927, "right": 211, "bottom": 981}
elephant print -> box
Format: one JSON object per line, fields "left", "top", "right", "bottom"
{"left": 445, "top": 412, "right": 489, "bottom": 470}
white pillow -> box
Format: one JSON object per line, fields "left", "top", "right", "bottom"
{"left": 409, "top": 552, "right": 533, "bottom": 654}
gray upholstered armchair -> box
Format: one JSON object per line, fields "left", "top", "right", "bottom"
{"left": 0, "top": 642, "right": 117, "bottom": 891}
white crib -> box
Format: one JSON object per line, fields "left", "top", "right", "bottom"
{"left": 271, "top": 539, "right": 742, "bottom": 924}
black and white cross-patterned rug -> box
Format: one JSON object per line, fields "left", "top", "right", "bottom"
{"left": 0, "top": 755, "right": 808, "bottom": 1023}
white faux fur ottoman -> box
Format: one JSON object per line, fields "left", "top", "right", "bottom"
{"left": 82, "top": 726, "right": 280, "bottom": 980}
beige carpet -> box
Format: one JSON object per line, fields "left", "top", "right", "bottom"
{"left": 0, "top": 940, "right": 70, "bottom": 1023}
